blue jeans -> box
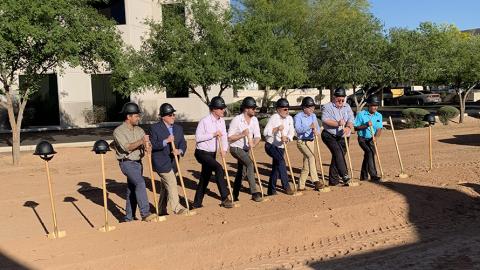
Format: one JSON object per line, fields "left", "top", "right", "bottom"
{"left": 119, "top": 160, "right": 150, "bottom": 221}
{"left": 264, "top": 143, "right": 290, "bottom": 194}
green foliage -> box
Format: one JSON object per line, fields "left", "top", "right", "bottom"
{"left": 226, "top": 100, "right": 243, "bottom": 116}
{"left": 233, "top": 0, "right": 308, "bottom": 91}
{"left": 83, "top": 105, "right": 107, "bottom": 124}
{"left": 307, "top": 0, "right": 389, "bottom": 90}
{"left": 116, "top": 0, "right": 240, "bottom": 105}
{"left": 437, "top": 106, "right": 460, "bottom": 125}
{"left": 258, "top": 117, "right": 269, "bottom": 130}
{"left": 401, "top": 108, "right": 430, "bottom": 128}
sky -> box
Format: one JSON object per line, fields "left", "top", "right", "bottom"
{"left": 369, "top": 0, "right": 480, "bottom": 31}
{"left": 230, "top": 0, "right": 480, "bottom": 31}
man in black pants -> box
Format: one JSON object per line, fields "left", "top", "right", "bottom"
{"left": 192, "top": 96, "right": 233, "bottom": 209}
{"left": 321, "top": 88, "right": 355, "bottom": 186}
{"left": 354, "top": 96, "right": 382, "bottom": 181}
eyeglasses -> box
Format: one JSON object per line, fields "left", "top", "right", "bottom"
{"left": 335, "top": 99, "right": 345, "bottom": 103}
{"left": 167, "top": 113, "right": 175, "bottom": 117}
{"left": 280, "top": 108, "right": 289, "bottom": 111}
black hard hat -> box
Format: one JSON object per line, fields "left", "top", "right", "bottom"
{"left": 209, "top": 96, "right": 227, "bottom": 109}
{"left": 301, "top": 96, "right": 315, "bottom": 107}
{"left": 275, "top": 98, "right": 290, "bottom": 108}
{"left": 333, "top": 88, "right": 347, "bottom": 97}
{"left": 120, "top": 102, "right": 141, "bottom": 115}
{"left": 367, "top": 96, "right": 380, "bottom": 106}
{"left": 92, "top": 139, "right": 111, "bottom": 154}
{"left": 241, "top": 97, "right": 257, "bottom": 110}
{"left": 424, "top": 113, "right": 436, "bottom": 125}
{"left": 33, "top": 141, "right": 56, "bottom": 159}
{"left": 159, "top": 103, "right": 176, "bottom": 116}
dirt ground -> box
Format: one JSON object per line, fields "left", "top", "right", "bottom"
{"left": 1, "top": 117, "right": 479, "bottom": 270}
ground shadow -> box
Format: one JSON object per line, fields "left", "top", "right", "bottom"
{"left": 301, "top": 181, "right": 480, "bottom": 269}
{"left": 76, "top": 181, "right": 125, "bottom": 223}
{"left": 186, "top": 170, "right": 222, "bottom": 201}
{"left": 105, "top": 179, "right": 157, "bottom": 215}
{"left": 439, "top": 134, "right": 480, "bottom": 147}
{"left": 23, "top": 201, "right": 49, "bottom": 235}
{"left": 0, "top": 252, "right": 30, "bottom": 270}
{"left": 63, "top": 196, "right": 94, "bottom": 228}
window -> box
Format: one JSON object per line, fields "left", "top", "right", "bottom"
{"left": 91, "top": 74, "right": 130, "bottom": 122}
{"left": 20, "top": 74, "right": 60, "bottom": 127}
{"left": 91, "top": 0, "right": 126, "bottom": 25}
{"left": 162, "top": 3, "right": 186, "bottom": 25}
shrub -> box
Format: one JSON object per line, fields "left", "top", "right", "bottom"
{"left": 258, "top": 117, "right": 269, "bottom": 130}
{"left": 402, "top": 108, "right": 430, "bottom": 128}
{"left": 226, "top": 100, "right": 242, "bottom": 116}
{"left": 437, "top": 106, "right": 460, "bottom": 125}
{"left": 83, "top": 105, "right": 106, "bottom": 124}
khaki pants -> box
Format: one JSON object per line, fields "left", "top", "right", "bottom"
{"left": 157, "top": 170, "right": 185, "bottom": 214}
{"left": 296, "top": 140, "right": 319, "bottom": 188}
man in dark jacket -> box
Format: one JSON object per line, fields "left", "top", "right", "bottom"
{"left": 150, "top": 103, "right": 187, "bottom": 215}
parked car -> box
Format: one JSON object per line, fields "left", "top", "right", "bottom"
{"left": 346, "top": 87, "right": 394, "bottom": 107}
{"left": 397, "top": 91, "right": 441, "bottom": 105}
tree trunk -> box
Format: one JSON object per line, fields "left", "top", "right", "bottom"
{"left": 260, "top": 85, "right": 270, "bottom": 113}
{"left": 12, "top": 127, "right": 21, "bottom": 166}
{"left": 458, "top": 91, "right": 465, "bottom": 124}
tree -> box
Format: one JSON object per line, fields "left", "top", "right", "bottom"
{"left": 117, "top": 0, "right": 240, "bottom": 106}
{"left": 418, "top": 23, "right": 480, "bottom": 123}
{"left": 0, "top": 0, "right": 125, "bottom": 165}
{"left": 233, "top": 0, "right": 309, "bottom": 110}
{"left": 307, "top": 0, "right": 389, "bottom": 110}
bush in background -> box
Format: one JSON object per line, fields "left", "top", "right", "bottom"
{"left": 226, "top": 100, "right": 242, "bottom": 116}
{"left": 402, "top": 108, "right": 430, "bottom": 128}
{"left": 83, "top": 105, "right": 106, "bottom": 124}
{"left": 437, "top": 106, "right": 460, "bottom": 125}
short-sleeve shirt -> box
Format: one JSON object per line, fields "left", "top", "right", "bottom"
{"left": 228, "top": 113, "right": 261, "bottom": 150}
{"left": 321, "top": 102, "right": 355, "bottom": 136}
{"left": 113, "top": 122, "right": 145, "bottom": 160}
{"left": 354, "top": 109, "right": 383, "bottom": 139}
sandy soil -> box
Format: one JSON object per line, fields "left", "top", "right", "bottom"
{"left": 1, "top": 117, "right": 479, "bottom": 270}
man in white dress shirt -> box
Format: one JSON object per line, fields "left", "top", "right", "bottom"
{"left": 263, "top": 98, "right": 295, "bottom": 196}
{"left": 228, "top": 97, "right": 263, "bottom": 202}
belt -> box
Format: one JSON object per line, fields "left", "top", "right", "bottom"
{"left": 298, "top": 139, "right": 314, "bottom": 142}
{"left": 118, "top": 158, "right": 140, "bottom": 163}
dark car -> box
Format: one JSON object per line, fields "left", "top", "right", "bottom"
{"left": 397, "top": 91, "right": 441, "bottom": 105}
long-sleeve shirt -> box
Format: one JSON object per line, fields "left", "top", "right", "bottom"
{"left": 354, "top": 109, "right": 383, "bottom": 139}
{"left": 228, "top": 113, "right": 261, "bottom": 150}
{"left": 263, "top": 113, "right": 295, "bottom": 148}
{"left": 294, "top": 111, "right": 321, "bottom": 140}
{"left": 195, "top": 113, "right": 228, "bottom": 152}
{"left": 321, "top": 102, "right": 355, "bottom": 137}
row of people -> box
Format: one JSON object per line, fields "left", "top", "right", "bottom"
{"left": 112, "top": 89, "right": 382, "bottom": 221}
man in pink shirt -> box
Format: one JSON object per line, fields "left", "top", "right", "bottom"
{"left": 193, "top": 96, "right": 233, "bottom": 209}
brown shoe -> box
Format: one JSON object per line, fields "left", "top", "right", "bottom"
{"left": 142, "top": 213, "right": 158, "bottom": 222}
{"left": 285, "top": 187, "right": 295, "bottom": 195}
{"left": 314, "top": 181, "right": 325, "bottom": 191}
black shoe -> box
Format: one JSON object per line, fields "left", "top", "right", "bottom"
{"left": 221, "top": 199, "right": 234, "bottom": 208}
{"left": 267, "top": 190, "right": 277, "bottom": 196}
{"left": 191, "top": 203, "right": 203, "bottom": 209}
{"left": 371, "top": 176, "right": 382, "bottom": 182}
{"left": 359, "top": 176, "right": 368, "bottom": 181}
{"left": 233, "top": 196, "right": 239, "bottom": 202}
{"left": 251, "top": 192, "right": 264, "bottom": 202}
{"left": 342, "top": 175, "right": 351, "bottom": 186}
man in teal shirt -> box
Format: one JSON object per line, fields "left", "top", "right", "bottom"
{"left": 354, "top": 96, "right": 383, "bottom": 181}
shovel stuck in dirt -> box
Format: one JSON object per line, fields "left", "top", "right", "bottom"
{"left": 171, "top": 142, "right": 197, "bottom": 216}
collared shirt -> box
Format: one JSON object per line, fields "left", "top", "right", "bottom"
{"left": 113, "top": 122, "right": 145, "bottom": 160}
{"left": 294, "top": 111, "right": 321, "bottom": 140}
{"left": 321, "top": 102, "right": 355, "bottom": 136}
{"left": 195, "top": 113, "right": 228, "bottom": 152}
{"left": 354, "top": 109, "right": 383, "bottom": 139}
{"left": 228, "top": 113, "right": 261, "bottom": 150}
{"left": 263, "top": 113, "right": 295, "bottom": 148}
{"left": 162, "top": 122, "right": 183, "bottom": 155}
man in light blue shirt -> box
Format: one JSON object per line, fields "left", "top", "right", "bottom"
{"left": 354, "top": 96, "right": 383, "bottom": 181}
{"left": 294, "top": 96, "right": 325, "bottom": 191}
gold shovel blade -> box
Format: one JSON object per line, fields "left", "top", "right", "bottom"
{"left": 318, "top": 187, "right": 331, "bottom": 193}
{"left": 184, "top": 210, "right": 197, "bottom": 216}
{"left": 293, "top": 191, "right": 303, "bottom": 196}
{"left": 47, "top": 230, "right": 66, "bottom": 239}
{"left": 398, "top": 173, "right": 409, "bottom": 179}
{"left": 346, "top": 181, "right": 360, "bottom": 187}
{"left": 153, "top": 216, "right": 167, "bottom": 222}
{"left": 98, "top": 225, "right": 116, "bottom": 232}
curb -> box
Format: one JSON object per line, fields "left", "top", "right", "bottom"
{"left": 0, "top": 135, "right": 197, "bottom": 153}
